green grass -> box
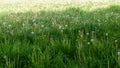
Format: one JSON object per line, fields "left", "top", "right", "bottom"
{"left": 0, "top": 0, "right": 120, "bottom": 68}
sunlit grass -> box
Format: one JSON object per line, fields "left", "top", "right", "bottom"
{"left": 0, "top": 0, "right": 120, "bottom": 68}
{"left": 0, "top": 0, "right": 120, "bottom": 13}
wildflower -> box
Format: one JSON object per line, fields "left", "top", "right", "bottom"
{"left": 92, "top": 31, "right": 95, "bottom": 33}
{"left": 105, "top": 33, "right": 108, "bottom": 36}
{"left": 59, "top": 25, "right": 62, "bottom": 29}
{"left": 90, "top": 39, "right": 94, "bottom": 42}
{"left": 61, "top": 30, "right": 63, "bottom": 32}
{"left": 33, "top": 23, "right": 36, "bottom": 26}
{"left": 3, "top": 55, "right": 7, "bottom": 59}
{"left": 80, "top": 35, "right": 83, "bottom": 38}
{"left": 115, "top": 39, "right": 118, "bottom": 43}
{"left": 65, "top": 25, "right": 68, "bottom": 27}
{"left": 41, "top": 25, "right": 44, "bottom": 28}
{"left": 86, "top": 33, "right": 89, "bottom": 35}
{"left": 31, "top": 31, "right": 34, "bottom": 35}
{"left": 8, "top": 24, "right": 11, "bottom": 27}
{"left": 87, "top": 42, "right": 90, "bottom": 45}
{"left": 32, "top": 19, "right": 35, "bottom": 22}
{"left": 118, "top": 52, "right": 120, "bottom": 55}
{"left": 3, "top": 22, "right": 6, "bottom": 25}
{"left": 67, "top": 15, "right": 70, "bottom": 17}
{"left": 22, "top": 23, "right": 25, "bottom": 26}
{"left": 97, "top": 19, "right": 100, "bottom": 22}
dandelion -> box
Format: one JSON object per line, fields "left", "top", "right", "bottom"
{"left": 22, "top": 23, "right": 25, "bottom": 26}
{"left": 87, "top": 42, "right": 90, "bottom": 45}
{"left": 105, "top": 33, "right": 108, "bottom": 36}
{"left": 92, "top": 31, "right": 95, "bottom": 33}
{"left": 8, "top": 24, "right": 11, "bottom": 27}
{"left": 33, "top": 23, "right": 36, "bottom": 26}
{"left": 41, "top": 25, "right": 44, "bottom": 28}
{"left": 65, "top": 25, "right": 68, "bottom": 27}
{"left": 67, "top": 15, "right": 70, "bottom": 17}
{"left": 61, "top": 30, "right": 63, "bottom": 32}
{"left": 80, "top": 35, "right": 83, "bottom": 38}
{"left": 97, "top": 18, "right": 100, "bottom": 21}
{"left": 90, "top": 39, "right": 94, "bottom": 42}
{"left": 3, "top": 22, "right": 6, "bottom": 25}
{"left": 115, "top": 39, "right": 118, "bottom": 43}
{"left": 118, "top": 52, "right": 120, "bottom": 55}
{"left": 86, "top": 33, "right": 89, "bottom": 35}
{"left": 59, "top": 25, "right": 62, "bottom": 29}
{"left": 32, "top": 19, "right": 35, "bottom": 23}
{"left": 3, "top": 55, "right": 7, "bottom": 59}
{"left": 31, "top": 31, "right": 34, "bottom": 35}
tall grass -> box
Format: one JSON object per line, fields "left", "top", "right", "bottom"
{"left": 0, "top": 0, "right": 120, "bottom": 68}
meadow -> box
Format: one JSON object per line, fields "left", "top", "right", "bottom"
{"left": 0, "top": 0, "right": 120, "bottom": 68}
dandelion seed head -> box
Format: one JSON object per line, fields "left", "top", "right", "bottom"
{"left": 41, "top": 25, "right": 44, "bottom": 28}
{"left": 87, "top": 42, "right": 90, "bottom": 45}
{"left": 3, "top": 55, "right": 7, "bottom": 59}
{"left": 31, "top": 31, "right": 34, "bottom": 35}
{"left": 8, "top": 24, "right": 11, "bottom": 27}
{"left": 105, "top": 33, "right": 108, "bottom": 36}
{"left": 90, "top": 39, "right": 94, "bottom": 42}
{"left": 86, "top": 33, "right": 89, "bottom": 35}
{"left": 65, "top": 25, "right": 68, "bottom": 27}
{"left": 80, "top": 35, "right": 83, "bottom": 38}
{"left": 59, "top": 25, "right": 62, "bottom": 29}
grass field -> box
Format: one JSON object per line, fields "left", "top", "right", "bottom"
{"left": 0, "top": 0, "right": 120, "bottom": 68}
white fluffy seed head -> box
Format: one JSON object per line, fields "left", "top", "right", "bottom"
{"left": 31, "top": 31, "right": 34, "bottom": 35}
{"left": 87, "top": 42, "right": 90, "bottom": 45}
